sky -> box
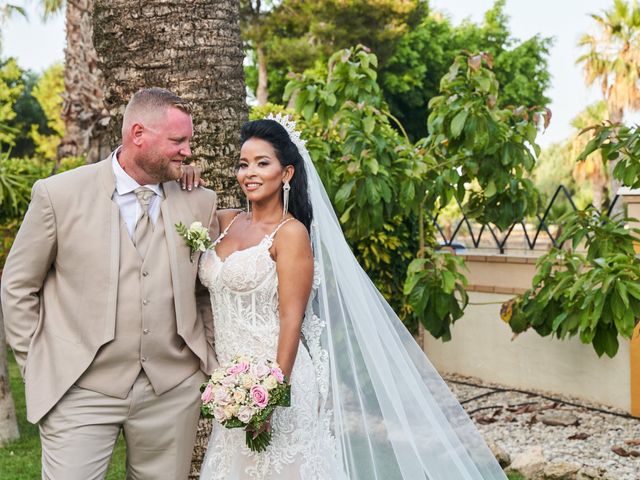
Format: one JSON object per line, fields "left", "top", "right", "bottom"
{"left": 2, "top": 0, "right": 613, "bottom": 148}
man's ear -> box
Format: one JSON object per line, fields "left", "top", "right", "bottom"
{"left": 131, "top": 123, "right": 145, "bottom": 146}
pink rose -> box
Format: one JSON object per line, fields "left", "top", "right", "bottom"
{"left": 201, "top": 383, "right": 214, "bottom": 404}
{"left": 227, "top": 361, "right": 250, "bottom": 375}
{"left": 251, "top": 362, "right": 271, "bottom": 379}
{"left": 271, "top": 367, "right": 285, "bottom": 383}
{"left": 250, "top": 385, "right": 269, "bottom": 408}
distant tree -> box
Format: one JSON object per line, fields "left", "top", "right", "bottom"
{"left": 532, "top": 142, "right": 576, "bottom": 204}
{"left": 240, "top": 0, "right": 278, "bottom": 105}
{"left": 382, "top": 0, "right": 552, "bottom": 139}
{"left": 244, "top": 0, "right": 551, "bottom": 141}
{"left": 571, "top": 102, "right": 609, "bottom": 210}
{"left": 577, "top": 0, "right": 640, "bottom": 208}
{"left": 30, "top": 63, "right": 65, "bottom": 160}
{"left": 0, "top": 58, "right": 24, "bottom": 148}
{"left": 0, "top": 2, "right": 25, "bottom": 30}
{"left": 243, "top": 0, "right": 426, "bottom": 104}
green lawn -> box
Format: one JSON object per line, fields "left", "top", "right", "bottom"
{"left": 0, "top": 351, "right": 126, "bottom": 479}
{"left": 2, "top": 351, "right": 524, "bottom": 479}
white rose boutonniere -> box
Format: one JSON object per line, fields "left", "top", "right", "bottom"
{"left": 175, "top": 221, "right": 213, "bottom": 262}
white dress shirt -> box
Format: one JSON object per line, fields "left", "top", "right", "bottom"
{"left": 111, "top": 149, "right": 164, "bottom": 237}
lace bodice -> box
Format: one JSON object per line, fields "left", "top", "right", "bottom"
{"left": 198, "top": 230, "right": 282, "bottom": 364}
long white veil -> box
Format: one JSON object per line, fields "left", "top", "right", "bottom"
{"left": 270, "top": 114, "right": 507, "bottom": 479}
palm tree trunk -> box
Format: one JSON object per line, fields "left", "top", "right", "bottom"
{"left": 58, "top": 0, "right": 111, "bottom": 164}
{"left": 92, "top": 1, "right": 246, "bottom": 475}
{"left": 592, "top": 176, "right": 607, "bottom": 212}
{"left": 256, "top": 45, "right": 268, "bottom": 105}
{"left": 0, "top": 303, "right": 19, "bottom": 446}
{"left": 93, "top": 0, "right": 247, "bottom": 209}
{"left": 608, "top": 106, "right": 624, "bottom": 217}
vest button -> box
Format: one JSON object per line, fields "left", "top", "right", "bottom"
{"left": 143, "top": 329, "right": 150, "bottom": 334}
{"left": 142, "top": 299, "right": 149, "bottom": 305}
{"left": 141, "top": 357, "right": 147, "bottom": 362}
{"left": 142, "top": 271, "right": 149, "bottom": 277}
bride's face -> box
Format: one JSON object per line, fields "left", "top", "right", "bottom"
{"left": 238, "top": 137, "right": 292, "bottom": 205}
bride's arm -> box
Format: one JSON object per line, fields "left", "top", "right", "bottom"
{"left": 273, "top": 221, "right": 314, "bottom": 379}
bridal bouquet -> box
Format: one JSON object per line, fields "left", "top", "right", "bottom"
{"left": 200, "top": 355, "right": 291, "bottom": 452}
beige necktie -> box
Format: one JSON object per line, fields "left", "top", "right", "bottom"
{"left": 133, "top": 187, "right": 155, "bottom": 257}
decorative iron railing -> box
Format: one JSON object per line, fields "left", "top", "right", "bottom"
{"left": 433, "top": 185, "right": 620, "bottom": 254}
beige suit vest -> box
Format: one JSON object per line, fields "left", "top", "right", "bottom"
{"left": 76, "top": 210, "right": 199, "bottom": 397}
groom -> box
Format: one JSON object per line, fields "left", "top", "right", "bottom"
{"left": 1, "top": 88, "right": 219, "bottom": 479}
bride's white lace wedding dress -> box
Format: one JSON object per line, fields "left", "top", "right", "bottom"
{"left": 197, "top": 216, "right": 344, "bottom": 480}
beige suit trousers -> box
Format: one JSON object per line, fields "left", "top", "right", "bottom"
{"left": 39, "top": 370, "right": 206, "bottom": 480}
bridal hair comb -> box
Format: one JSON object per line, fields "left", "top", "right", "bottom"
{"left": 266, "top": 113, "right": 306, "bottom": 148}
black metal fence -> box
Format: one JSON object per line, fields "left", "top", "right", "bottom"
{"left": 433, "top": 185, "right": 620, "bottom": 254}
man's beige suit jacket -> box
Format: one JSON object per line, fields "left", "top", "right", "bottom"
{"left": 1, "top": 157, "right": 219, "bottom": 423}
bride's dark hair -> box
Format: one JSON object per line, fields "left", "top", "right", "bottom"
{"left": 240, "top": 119, "right": 313, "bottom": 232}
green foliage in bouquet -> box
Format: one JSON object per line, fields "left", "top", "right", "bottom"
{"left": 223, "top": 384, "right": 291, "bottom": 453}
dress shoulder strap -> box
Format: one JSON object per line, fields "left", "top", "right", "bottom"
{"left": 213, "top": 212, "right": 242, "bottom": 246}
{"left": 268, "top": 217, "right": 295, "bottom": 241}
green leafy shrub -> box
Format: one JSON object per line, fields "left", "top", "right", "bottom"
{"left": 505, "top": 208, "right": 640, "bottom": 357}
{"left": 268, "top": 46, "right": 543, "bottom": 338}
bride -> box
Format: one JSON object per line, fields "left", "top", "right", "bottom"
{"left": 197, "top": 115, "right": 507, "bottom": 479}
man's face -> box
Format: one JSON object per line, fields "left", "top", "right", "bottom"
{"left": 136, "top": 107, "right": 193, "bottom": 183}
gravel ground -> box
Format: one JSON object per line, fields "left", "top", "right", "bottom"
{"left": 445, "top": 375, "right": 640, "bottom": 480}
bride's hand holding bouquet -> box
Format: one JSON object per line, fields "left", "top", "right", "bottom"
{"left": 200, "top": 355, "right": 291, "bottom": 452}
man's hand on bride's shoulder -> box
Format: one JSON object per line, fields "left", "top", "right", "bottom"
{"left": 179, "top": 163, "right": 208, "bottom": 191}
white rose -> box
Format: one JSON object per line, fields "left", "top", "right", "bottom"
{"left": 237, "top": 405, "right": 254, "bottom": 424}
{"left": 241, "top": 374, "right": 257, "bottom": 389}
{"left": 263, "top": 376, "right": 278, "bottom": 391}
{"left": 211, "top": 370, "right": 225, "bottom": 383}
{"left": 189, "top": 221, "right": 204, "bottom": 230}
{"left": 233, "top": 389, "right": 246, "bottom": 403}
{"left": 224, "top": 404, "right": 238, "bottom": 419}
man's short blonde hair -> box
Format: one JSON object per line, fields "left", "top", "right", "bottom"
{"left": 122, "top": 87, "right": 190, "bottom": 132}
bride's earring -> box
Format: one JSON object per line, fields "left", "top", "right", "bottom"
{"left": 246, "top": 196, "right": 251, "bottom": 214}
{"left": 282, "top": 180, "right": 291, "bottom": 217}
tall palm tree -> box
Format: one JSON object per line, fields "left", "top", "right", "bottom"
{"left": 25, "top": 0, "right": 110, "bottom": 164}
{"left": 571, "top": 102, "right": 609, "bottom": 211}
{"left": 577, "top": 0, "right": 640, "bottom": 207}
{"left": 0, "top": 306, "right": 19, "bottom": 445}
{"left": 56, "top": 0, "right": 111, "bottom": 164}
{"left": 93, "top": 0, "right": 247, "bottom": 210}
{"left": 93, "top": 2, "right": 247, "bottom": 474}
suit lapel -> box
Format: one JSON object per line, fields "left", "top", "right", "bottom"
{"left": 97, "top": 156, "right": 121, "bottom": 342}
{"left": 161, "top": 181, "right": 196, "bottom": 334}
